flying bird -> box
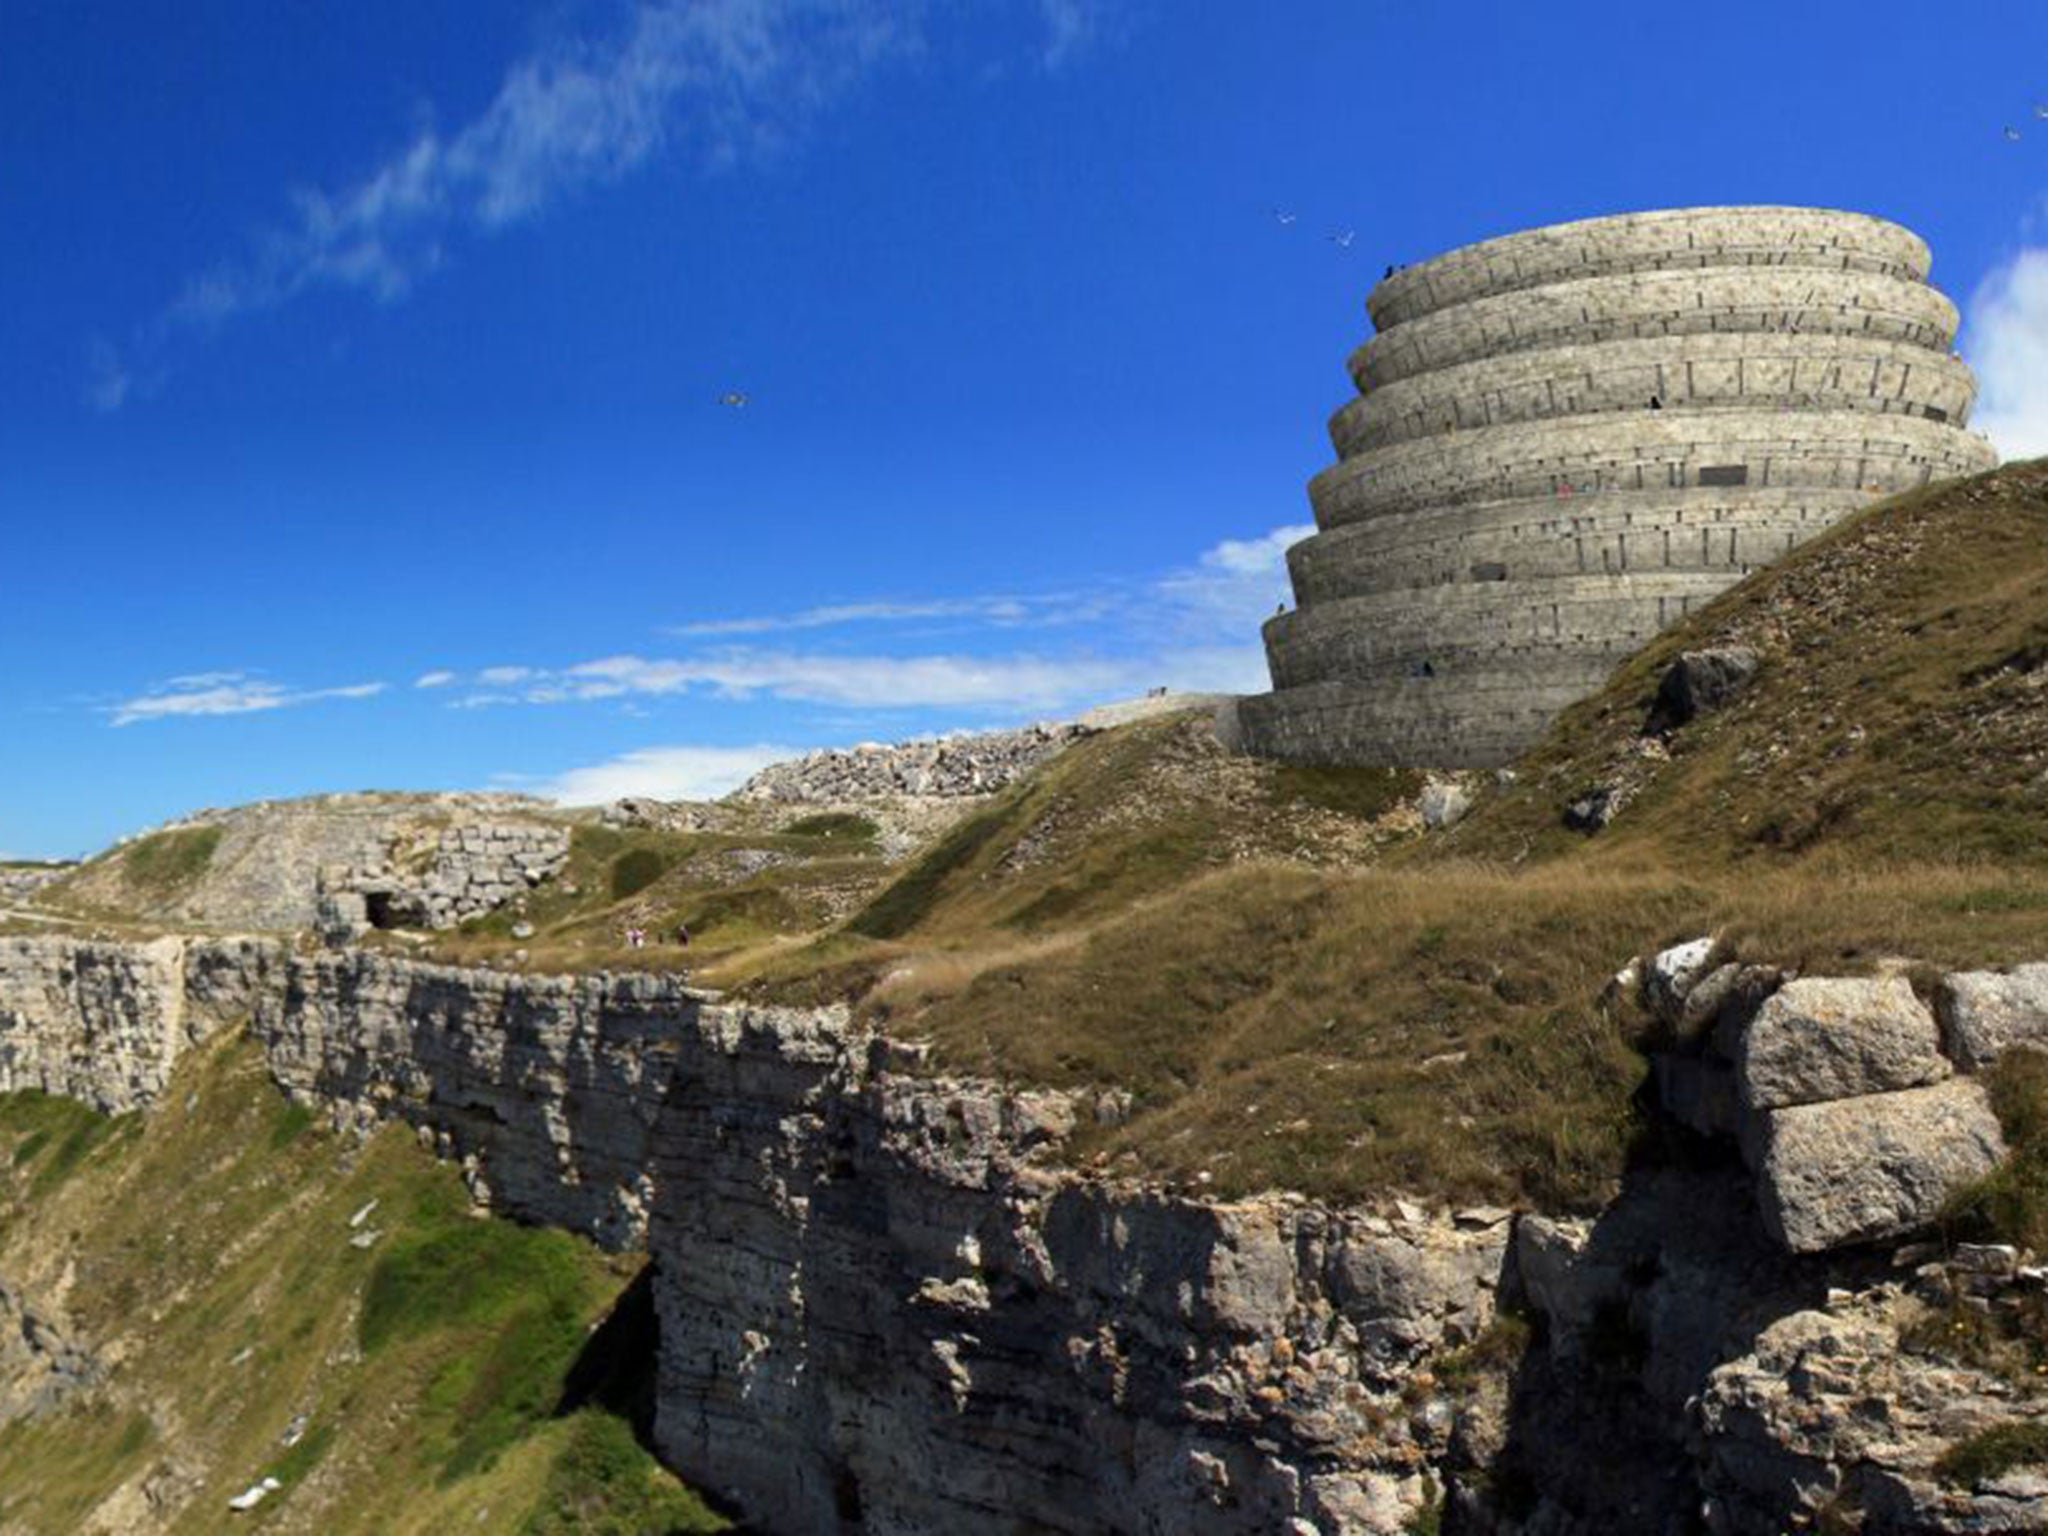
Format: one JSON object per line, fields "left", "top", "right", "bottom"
{"left": 1272, "top": 207, "right": 1298, "bottom": 226}
{"left": 1328, "top": 229, "right": 1356, "bottom": 249}
{"left": 2005, "top": 126, "right": 2024, "bottom": 142}
{"left": 720, "top": 391, "right": 750, "bottom": 408}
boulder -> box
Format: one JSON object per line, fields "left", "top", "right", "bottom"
{"left": 1739, "top": 976, "right": 1949, "bottom": 1111}
{"left": 1938, "top": 963, "right": 2048, "bottom": 1071}
{"left": 1649, "top": 647, "right": 1759, "bottom": 731}
{"left": 1755, "top": 1079, "right": 2007, "bottom": 1252}
{"left": 1645, "top": 937, "right": 1718, "bottom": 1023}
{"left": 1418, "top": 779, "right": 1472, "bottom": 830}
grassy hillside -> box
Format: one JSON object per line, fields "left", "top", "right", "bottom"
{"left": 1431, "top": 457, "right": 2048, "bottom": 871}
{"left": 727, "top": 462, "right": 2048, "bottom": 1213}
{"left": 0, "top": 1035, "right": 726, "bottom": 1536}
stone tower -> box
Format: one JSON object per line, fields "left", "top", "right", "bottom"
{"left": 1235, "top": 206, "right": 1999, "bottom": 768}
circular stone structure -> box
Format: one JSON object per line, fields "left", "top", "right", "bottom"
{"left": 1235, "top": 206, "right": 2000, "bottom": 768}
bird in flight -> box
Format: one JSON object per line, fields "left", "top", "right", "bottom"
{"left": 1272, "top": 207, "right": 1298, "bottom": 226}
{"left": 720, "top": 391, "right": 749, "bottom": 408}
{"left": 2037, "top": 103, "right": 2048, "bottom": 120}
{"left": 2005, "top": 126, "right": 2024, "bottom": 142}
{"left": 1328, "top": 229, "right": 1356, "bottom": 249}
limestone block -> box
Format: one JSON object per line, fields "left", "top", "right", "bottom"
{"left": 1755, "top": 1079, "right": 2006, "bottom": 1252}
{"left": 1739, "top": 976, "right": 1949, "bottom": 1111}
{"left": 1938, "top": 964, "right": 2048, "bottom": 1071}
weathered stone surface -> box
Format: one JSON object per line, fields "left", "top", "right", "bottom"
{"left": 1755, "top": 1079, "right": 2007, "bottom": 1252}
{"left": 1939, "top": 963, "right": 2048, "bottom": 1071}
{"left": 1739, "top": 975, "right": 1949, "bottom": 1111}
{"left": 1417, "top": 779, "right": 1472, "bottom": 830}
{"left": 0, "top": 1278, "right": 100, "bottom": 1424}
{"left": 1650, "top": 647, "right": 1761, "bottom": 731}
{"left": 0, "top": 936, "right": 205, "bottom": 1112}
{"left": 1697, "top": 1292, "right": 2048, "bottom": 1534}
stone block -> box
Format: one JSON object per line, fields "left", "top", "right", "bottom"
{"left": 1938, "top": 964, "right": 2048, "bottom": 1071}
{"left": 1755, "top": 1079, "right": 2006, "bottom": 1253}
{"left": 1739, "top": 976, "right": 1949, "bottom": 1111}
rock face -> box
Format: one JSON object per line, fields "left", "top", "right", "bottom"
{"left": 646, "top": 1006, "right": 1509, "bottom": 1535}
{"left": 0, "top": 936, "right": 208, "bottom": 1112}
{"left": 0, "top": 937, "right": 1508, "bottom": 1533}
{"left": 735, "top": 723, "right": 1091, "bottom": 804}
{"left": 1237, "top": 206, "right": 1998, "bottom": 768}
{"left": 0, "top": 1277, "right": 100, "bottom": 1422}
{"left": 3, "top": 932, "right": 2040, "bottom": 1534}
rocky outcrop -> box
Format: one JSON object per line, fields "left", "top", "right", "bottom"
{"left": 0, "top": 865, "right": 70, "bottom": 905}
{"left": 646, "top": 1005, "right": 1511, "bottom": 1535}
{"left": 0, "top": 1277, "right": 100, "bottom": 1422}
{"left": 0, "top": 936, "right": 203, "bottom": 1112}
{"left": 3, "top": 932, "right": 2043, "bottom": 1533}
{"left": 1637, "top": 942, "right": 2016, "bottom": 1255}
{"left": 734, "top": 723, "right": 1091, "bottom": 804}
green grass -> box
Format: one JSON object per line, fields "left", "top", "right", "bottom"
{"left": 522, "top": 1412, "right": 728, "bottom": 1535}
{"left": 1944, "top": 1048, "right": 2048, "bottom": 1255}
{"left": 780, "top": 811, "right": 879, "bottom": 842}
{"left": 610, "top": 847, "right": 669, "bottom": 901}
{"left": 847, "top": 799, "right": 1015, "bottom": 940}
{"left": 119, "top": 826, "right": 222, "bottom": 893}
{"left": 1934, "top": 1419, "right": 2048, "bottom": 1488}
{"left": 0, "top": 1090, "right": 127, "bottom": 1199}
{"left": 0, "top": 1035, "right": 723, "bottom": 1534}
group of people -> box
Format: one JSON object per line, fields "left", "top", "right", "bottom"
{"left": 621, "top": 923, "right": 690, "bottom": 951}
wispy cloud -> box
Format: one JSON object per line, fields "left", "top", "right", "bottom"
{"left": 413, "top": 669, "right": 458, "bottom": 689}
{"left": 524, "top": 743, "right": 797, "bottom": 805}
{"left": 95, "top": 1, "right": 1124, "bottom": 408}
{"left": 1969, "top": 245, "right": 2048, "bottom": 460}
{"left": 109, "top": 673, "right": 386, "bottom": 727}
{"left": 423, "top": 520, "right": 1300, "bottom": 715}
{"left": 668, "top": 592, "right": 1110, "bottom": 636}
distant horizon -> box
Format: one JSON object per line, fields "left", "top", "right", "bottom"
{"left": 6, "top": 1, "right": 2047, "bottom": 859}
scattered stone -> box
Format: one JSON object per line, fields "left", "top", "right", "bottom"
{"left": 1739, "top": 976, "right": 1950, "bottom": 1111}
{"left": 347, "top": 1198, "right": 379, "bottom": 1229}
{"left": 734, "top": 722, "right": 1092, "bottom": 804}
{"left": 1645, "top": 937, "right": 1718, "bottom": 1021}
{"left": 1564, "top": 783, "right": 1627, "bottom": 833}
{"left": 349, "top": 1230, "right": 382, "bottom": 1250}
{"left": 1755, "top": 1079, "right": 2007, "bottom": 1252}
{"left": 280, "top": 1414, "right": 309, "bottom": 1448}
{"left": 510, "top": 922, "right": 535, "bottom": 941}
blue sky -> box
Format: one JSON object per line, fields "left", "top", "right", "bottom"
{"left": 5, "top": 0, "right": 2048, "bottom": 859}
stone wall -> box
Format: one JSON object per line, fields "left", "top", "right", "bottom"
{"left": 330, "top": 819, "right": 570, "bottom": 932}
{"left": 1240, "top": 206, "right": 2001, "bottom": 769}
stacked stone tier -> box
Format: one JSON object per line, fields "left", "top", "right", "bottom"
{"left": 1308, "top": 409, "right": 1992, "bottom": 527}
{"left": 1368, "top": 206, "right": 1931, "bottom": 329}
{"left": 1350, "top": 268, "right": 1957, "bottom": 390}
{"left": 1241, "top": 206, "right": 1999, "bottom": 768}
{"left": 1330, "top": 334, "right": 1977, "bottom": 456}
{"left": 1286, "top": 486, "right": 1874, "bottom": 604}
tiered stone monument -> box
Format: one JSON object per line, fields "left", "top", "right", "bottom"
{"left": 1236, "top": 206, "right": 2000, "bottom": 767}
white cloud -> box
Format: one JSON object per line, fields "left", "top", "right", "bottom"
{"left": 669, "top": 592, "right": 1103, "bottom": 636}
{"left": 425, "top": 519, "right": 1304, "bottom": 717}
{"left": 1154, "top": 523, "right": 1312, "bottom": 636}
{"left": 110, "top": 674, "right": 386, "bottom": 727}
{"left": 413, "top": 669, "right": 458, "bottom": 689}
{"left": 449, "top": 650, "right": 1132, "bottom": 712}
{"left": 529, "top": 743, "right": 796, "bottom": 805}
{"left": 1969, "top": 246, "right": 2048, "bottom": 461}
{"left": 1039, "top": 0, "right": 1108, "bottom": 70}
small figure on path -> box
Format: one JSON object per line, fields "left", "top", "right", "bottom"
{"left": 675, "top": 923, "right": 691, "bottom": 948}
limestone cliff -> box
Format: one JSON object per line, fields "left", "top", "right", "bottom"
{"left": 3, "top": 934, "right": 2044, "bottom": 1534}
